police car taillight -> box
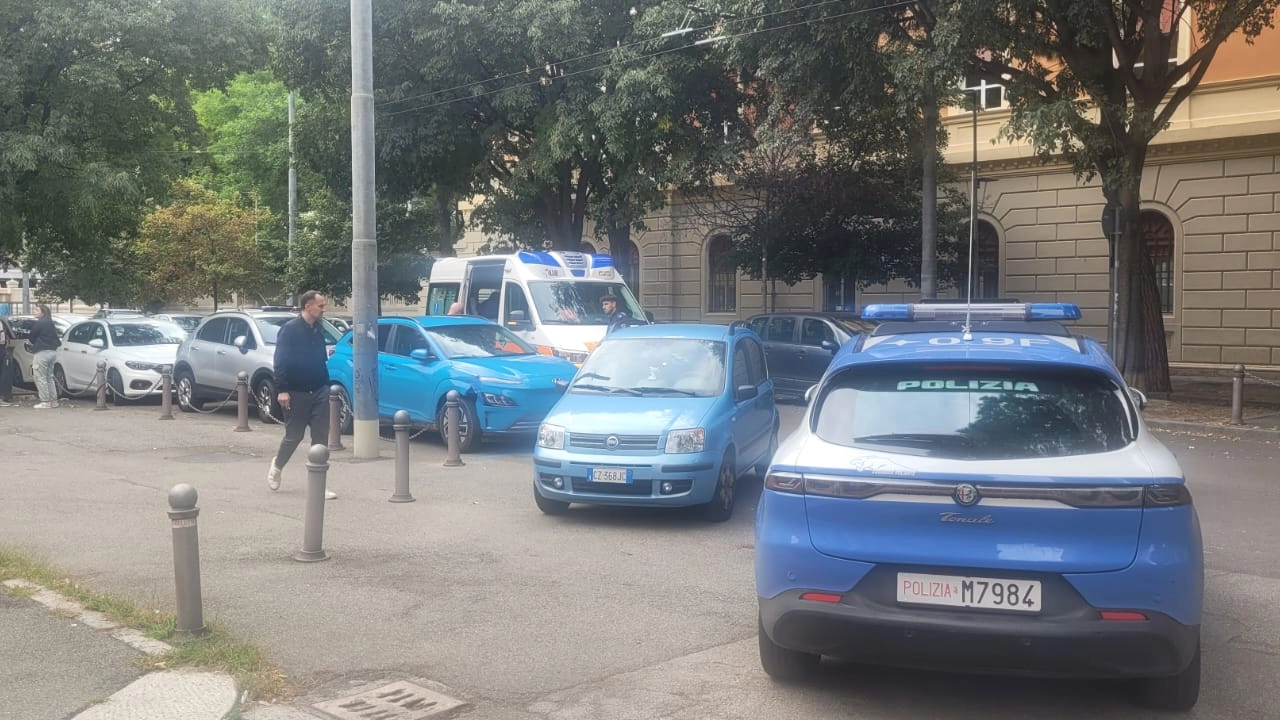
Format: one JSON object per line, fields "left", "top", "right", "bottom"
{"left": 764, "top": 471, "right": 804, "bottom": 494}
{"left": 1144, "top": 484, "right": 1192, "bottom": 507}
{"left": 861, "top": 302, "right": 1082, "bottom": 321}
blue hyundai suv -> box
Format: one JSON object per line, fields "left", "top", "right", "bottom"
{"left": 533, "top": 323, "right": 779, "bottom": 522}
{"left": 755, "top": 303, "right": 1203, "bottom": 711}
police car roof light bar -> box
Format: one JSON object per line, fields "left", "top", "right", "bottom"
{"left": 861, "top": 302, "right": 1082, "bottom": 322}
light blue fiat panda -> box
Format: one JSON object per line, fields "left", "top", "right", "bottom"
{"left": 533, "top": 323, "right": 779, "bottom": 522}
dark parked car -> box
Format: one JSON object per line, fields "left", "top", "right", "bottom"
{"left": 745, "top": 312, "right": 875, "bottom": 396}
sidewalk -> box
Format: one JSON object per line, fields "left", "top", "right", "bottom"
{"left": 1, "top": 374, "right": 1277, "bottom": 720}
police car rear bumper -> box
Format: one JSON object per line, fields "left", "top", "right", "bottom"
{"left": 759, "top": 588, "right": 1199, "bottom": 679}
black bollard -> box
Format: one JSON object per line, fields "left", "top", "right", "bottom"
{"left": 1229, "top": 363, "right": 1245, "bottom": 425}
{"left": 328, "top": 384, "right": 345, "bottom": 451}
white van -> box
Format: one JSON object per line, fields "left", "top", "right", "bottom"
{"left": 424, "top": 251, "right": 649, "bottom": 364}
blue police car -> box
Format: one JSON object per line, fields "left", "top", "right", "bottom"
{"left": 533, "top": 323, "right": 778, "bottom": 522}
{"left": 755, "top": 302, "right": 1203, "bottom": 710}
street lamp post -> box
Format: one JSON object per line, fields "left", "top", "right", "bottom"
{"left": 350, "top": 0, "right": 379, "bottom": 459}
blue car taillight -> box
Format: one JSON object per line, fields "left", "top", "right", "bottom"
{"left": 1144, "top": 484, "right": 1193, "bottom": 507}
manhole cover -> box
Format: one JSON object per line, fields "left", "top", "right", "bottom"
{"left": 314, "top": 681, "right": 467, "bottom": 720}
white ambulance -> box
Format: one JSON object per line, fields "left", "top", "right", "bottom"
{"left": 424, "top": 251, "right": 649, "bottom": 364}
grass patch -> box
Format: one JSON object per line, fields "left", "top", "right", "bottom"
{"left": 0, "top": 546, "right": 293, "bottom": 702}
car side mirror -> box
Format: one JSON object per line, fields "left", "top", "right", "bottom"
{"left": 1128, "top": 387, "right": 1148, "bottom": 410}
{"left": 820, "top": 339, "right": 838, "bottom": 352}
{"left": 410, "top": 348, "right": 435, "bottom": 363}
{"left": 735, "top": 384, "right": 759, "bottom": 401}
{"left": 804, "top": 385, "right": 818, "bottom": 404}
{"left": 88, "top": 338, "right": 105, "bottom": 349}
{"left": 644, "top": 310, "right": 655, "bottom": 323}
{"left": 233, "top": 335, "right": 250, "bottom": 351}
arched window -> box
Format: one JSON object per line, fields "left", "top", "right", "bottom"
{"left": 706, "top": 235, "right": 736, "bottom": 313}
{"left": 1141, "top": 211, "right": 1175, "bottom": 314}
{"left": 974, "top": 221, "right": 1000, "bottom": 300}
{"left": 612, "top": 238, "right": 640, "bottom": 293}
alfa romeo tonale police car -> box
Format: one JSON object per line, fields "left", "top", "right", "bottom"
{"left": 755, "top": 303, "right": 1202, "bottom": 711}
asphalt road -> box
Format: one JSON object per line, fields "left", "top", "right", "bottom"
{"left": 0, "top": 397, "right": 1276, "bottom": 720}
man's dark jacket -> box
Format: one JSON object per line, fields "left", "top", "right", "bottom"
{"left": 273, "top": 317, "right": 329, "bottom": 393}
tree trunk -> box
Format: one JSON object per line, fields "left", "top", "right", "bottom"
{"left": 920, "top": 75, "right": 938, "bottom": 299}
{"left": 436, "top": 192, "right": 455, "bottom": 257}
{"left": 1116, "top": 174, "right": 1171, "bottom": 394}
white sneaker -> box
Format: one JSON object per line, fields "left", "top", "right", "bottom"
{"left": 267, "top": 459, "right": 282, "bottom": 491}
{"left": 325, "top": 490, "right": 338, "bottom": 500}
{"left": 33, "top": 402, "right": 52, "bottom": 409}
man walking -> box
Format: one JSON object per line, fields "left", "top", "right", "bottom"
{"left": 267, "top": 291, "right": 337, "bottom": 499}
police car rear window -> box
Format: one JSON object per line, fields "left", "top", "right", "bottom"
{"left": 813, "top": 364, "right": 1134, "bottom": 460}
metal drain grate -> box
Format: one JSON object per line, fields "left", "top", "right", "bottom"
{"left": 313, "top": 681, "right": 467, "bottom": 720}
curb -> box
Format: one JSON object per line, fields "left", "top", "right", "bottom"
{"left": 2, "top": 579, "right": 239, "bottom": 720}
{"left": 1145, "top": 418, "right": 1280, "bottom": 440}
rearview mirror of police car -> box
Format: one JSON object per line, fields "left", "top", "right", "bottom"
{"left": 804, "top": 385, "right": 818, "bottom": 404}
{"left": 1129, "top": 387, "right": 1149, "bottom": 410}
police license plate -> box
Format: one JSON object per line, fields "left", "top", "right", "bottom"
{"left": 897, "top": 572, "right": 1042, "bottom": 613}
{"left": 589, "top": 468, "right": 632, "bottom": 484}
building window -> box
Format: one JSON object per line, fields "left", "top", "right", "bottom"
{"left": 961, "top": 73, "right": 1003, "bottom": 110}
{"left": 613, "top": 238, "right": 640, "bottom": 293}
{"left": 706, "top": 235, "right": 736, "bottom": 313}
{"left": 1141, "top": 211, "right": 1175, "bottom": 314}
{"left": 974, "top": 221, "right": 1000, "bottom": 300}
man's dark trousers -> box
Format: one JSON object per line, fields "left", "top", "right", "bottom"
{"left": 275, "top": 386, "right": 331, "bottom": 468}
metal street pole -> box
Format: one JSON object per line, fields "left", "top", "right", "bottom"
{"left": 350, "top": 0, "right": 379, "bottom": 459}
{"left": 21, "top": 231, "right": 30, "bottom": 315}
{"left": 288, "top": 90, "right": 297, "bottom": 307}
{"left": 966, "top": 90, "right": 978, "bottom": 303}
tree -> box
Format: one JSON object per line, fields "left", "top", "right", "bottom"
{"left": 273, "top": 0, "right": 741, "bottom": 253}
{"left": 957, "top": 0, "right": 1280, "bottom": 391}
{"left": 135, "top": 180, "right": 271, "bottom": 309}
{"left": 722, "top": 0, "right": 971, "bottom": 299}
{"left": 0, "top": 0, "right": 269, "bottom": 272}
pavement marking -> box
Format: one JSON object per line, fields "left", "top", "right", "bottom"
{"left": 312, "top": 680, "right": 468, "bottom": 720}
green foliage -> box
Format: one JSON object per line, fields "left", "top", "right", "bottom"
{"left": 0, "top": 0, "right": 270, "bottom": 272}
{"left": 135, "top": 180, "right": 272, "bottom": 307}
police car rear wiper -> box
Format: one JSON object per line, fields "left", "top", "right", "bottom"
{"left": 571, "top": 383, "right": 642, "bottom": 396}
{"left": 633, "top": 386, "right": 699, "bottom": 397}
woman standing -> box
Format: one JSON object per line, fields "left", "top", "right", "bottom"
{"left": 29, "top": 305, "right": 61, "bottom": 409}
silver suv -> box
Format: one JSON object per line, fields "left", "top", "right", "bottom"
{"left": 173, "top": 309, "right": 343, "bottom": 423}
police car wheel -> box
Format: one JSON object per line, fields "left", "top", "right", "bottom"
{"left": 758, "top": 615, "right": 819, "bottom": 681}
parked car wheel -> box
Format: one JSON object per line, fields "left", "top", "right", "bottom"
{"left": 106, "top": 368, "right": 131, "bottom": 404}
{"left": 533, "top": 484, "right": 570, "bottom": 515}
{"left": 1137, "top": 640, "right": 1200, "bottom": 711}
{"left": 437, "top": 394, "right": 480, "bottom": 452}
{"left": 702, "top": 450, "right": 737, "bottom": 522}
{"left": 175, "top": 369, "right": 202, "bottom": 412}
{"left": 53, "top": 365, "right": 69, "bottom": 398}
{"left": 335, "top": 385, "right": 353, "bottom": 434}
{"left": 758, "top": 615, "right": 819, "bottom": 681}
{"left": 254, "top": 376, "right": 280, "bottom": 424}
